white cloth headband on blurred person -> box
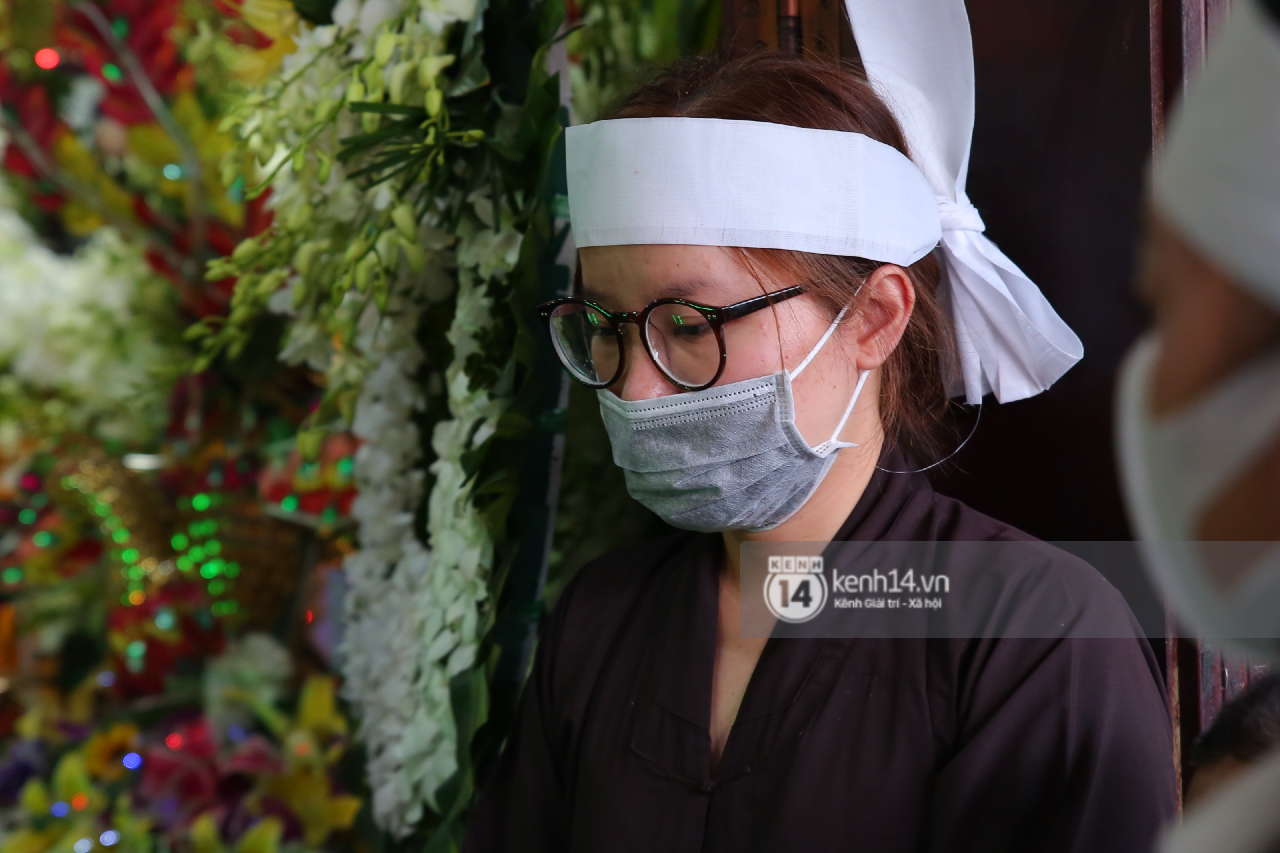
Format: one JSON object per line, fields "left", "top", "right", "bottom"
{"left": 564, "top": 0, "right": 1084, "bottom": 405}
{"left": 1152, "top": 0, "right": 1280, "bottom": 311}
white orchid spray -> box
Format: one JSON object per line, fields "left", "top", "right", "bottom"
{"left": 200, "top": 0, "right": 564, "bottom": 842}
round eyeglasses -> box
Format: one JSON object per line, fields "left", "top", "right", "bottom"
{"left": 537, "top": 285, "right": 806, "bottom": 392}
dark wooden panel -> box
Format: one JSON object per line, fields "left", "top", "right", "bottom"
{"left": 721, "top": 0, "right": 770, "bottom": 55}
{"left": 929, "top": 0, "right": 1154, "bottom": 546}
{"left": 721, "top": 0, "right": 845, "bottom": 58}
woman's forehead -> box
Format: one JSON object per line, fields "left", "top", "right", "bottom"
{"left": 578, "top": 245, "right": 768, "bottom": 307}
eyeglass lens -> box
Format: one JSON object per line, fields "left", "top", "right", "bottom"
{"left": 644, "top": 304, "right": 720, "bottom": 388}
{"left": 548, "top": 301, "right": 724, "bottom": 389}
{"left": 548, "top": 303, "right": 622, "bottom": 385}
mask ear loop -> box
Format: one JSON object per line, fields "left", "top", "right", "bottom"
{"left": 788, "top": 304, "right": 851, "bottom": 380}
{"left": 875, "top": 401, "right": 983, "bottom": 474}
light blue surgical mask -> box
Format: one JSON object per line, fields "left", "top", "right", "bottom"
{"left": 598, "top": 308, "right": 870, "bottom": 532}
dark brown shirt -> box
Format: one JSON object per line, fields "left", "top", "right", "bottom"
{"left": 465, "top": 462, "right": 1177, "bottom": 852}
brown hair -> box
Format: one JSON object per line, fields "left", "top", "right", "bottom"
{"left": 605, "top": 50, "right": 956, "bottom": 463}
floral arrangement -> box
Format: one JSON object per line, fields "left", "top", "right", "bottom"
{"left": 0, "top": 0, "right": 722, "bottom": 847}
{"left": 192, "top": 0, "right": 570, "bottom": 840}
{"left": 0, "top": 3, "right": 370, "bottom": 850}
{"left": 0, "top": 0, "right": 276, "bottom": 291}
{"left": 0, "top": 633, "right": 363, "bottom": 853}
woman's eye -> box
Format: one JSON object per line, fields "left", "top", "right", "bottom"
{"left": 670, "top": 319, "right": 712, "bottom": 339}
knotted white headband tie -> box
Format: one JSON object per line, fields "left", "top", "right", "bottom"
{"left": 565, "top": 0, "right": 1084, "bottom": 404}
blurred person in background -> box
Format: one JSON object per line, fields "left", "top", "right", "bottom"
{"left": 1185, "top": 675, "right": 1280, "bottom": 808}
{"left": 1115, "top": 0, "right": 1280, "bottom": 849}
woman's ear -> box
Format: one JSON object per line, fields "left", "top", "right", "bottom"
{"left": 852, "top": 264, "right": 915, "bottom": 369}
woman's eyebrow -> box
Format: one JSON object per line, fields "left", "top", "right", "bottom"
{"left": 581, "top": 279, "right": 710, "bottom": 305}
{"left": 660, "top": 279, "right": 707, "bottom": 300}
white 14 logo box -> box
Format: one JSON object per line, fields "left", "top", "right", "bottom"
{"left": 763, "top": 555, "right": 827, "bottom": 623}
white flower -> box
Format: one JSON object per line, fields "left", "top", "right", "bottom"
{"left": 330, "top": 0, "right": 360, "bottom": 28}
{"left": 278, "top": 320, "right": 335, "bottom": 370}
{"left": 229, "top": 0, "right": 528, "bottom": 835}
{"left": 418, "top": 0, "right": 478, "bottom": 34}
{"left": 457, "top": 220, "right": 523, "bottom": 282}
{"left": 0, "top": 182, "right": 181, "bottom": 441}
{"left": 360, "top": 0, "right": 402, "bottom": 32}
{"left": 333, "top": 0, "right": 400, "bottom": 33}
{"left": 204, "top": 634, "right": 294, "bottom": 742}
{"left": 59, "top": 76, "right": 105, "bottom": 132}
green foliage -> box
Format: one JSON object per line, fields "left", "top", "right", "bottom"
{"left": 566, "top": 0, "right": 721, "bottom": 120}
{"left": 293, "top": 0, "right": 341, "bottom": 25}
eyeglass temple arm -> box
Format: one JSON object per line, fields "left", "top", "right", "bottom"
{"left": 717, "top": 285, "right": 806, "bottom": 323}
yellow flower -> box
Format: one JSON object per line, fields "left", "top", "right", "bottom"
{"left": 18, "top": 779, "right": 49, "bottom": 818}
{"left": 232, "top": 0, "right": 300, "bottom": 84}
{"left": 239, "top": 0, "right": 298, "bottom": 40}
{"left": 14, "top": 710, "right": 40, "bottom": 741}
{"left": 110, "top": 794, "right": 153, "bottom": 851}
{"left": 262, "top": 768, "right": 360, "bottom": 847}
{"left": 83, "top": 722, "right": 139, "bottom": 781}
{"left": 233, "top": 36, "right": 297, "bottom": 84}
{"left": 0, "top": 826, "right": 62, "bottom": 853}
{"left": 235, "top": 817, "right": 282, "bottom": 853}
{"left": 282, "top": 729, "right": 322, "bottom": 771}
{"left": 296, "top": 676, "right": 347, "bottom": 742}
{"left": 51, "top": 752, "right": 90, "bottom": 802}
{"left": 59, "top": 201, "right": 106, "bottom": 238}
{"left": 52, "top": 132, "right": 134, "bottom": 233}
{"left": 190, "top": 813, "right": 226, "bottom": 853}
{"left": 50, "top": 752, "right": 103, "bottom": 816}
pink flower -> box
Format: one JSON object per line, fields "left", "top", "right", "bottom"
{"left": 221, "top": 736, "right": 283, "bottom": 778}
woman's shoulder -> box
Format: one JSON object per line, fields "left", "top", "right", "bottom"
{"left": 534, "top": 531, "right": 702, "bottom": 688}
{"left": 550, "top": 530, "right": 700, "bottom": 626}
{"left": 919, "top": 494, "right": 1172, "bottom": 762}
{"left": 922, "top": 488, "right": 1144, "bottom": 638}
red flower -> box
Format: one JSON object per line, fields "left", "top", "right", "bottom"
{"left": 60, "top": 0, "right": 190, "bottom": 125}
{"left": 221, "top": 736, "right": 283, "bottom": 778}
{"left": 0, "top": 79, "right": 70, "bottom": 203}
{"left": 137, "top": 720, "right": 220, "bottom": 828}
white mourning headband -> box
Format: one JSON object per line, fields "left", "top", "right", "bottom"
{"left": 565, "top": 0, "right": 1084, "bottom": 404}
{"left": 1153, "top": 0, "right": 1280, "bottom": 312}
{"left": 567, "top": 118, "right": 941, "bottom": 265}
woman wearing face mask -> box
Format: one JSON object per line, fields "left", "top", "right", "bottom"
{"left": 465, "top": 1, "right": 1176, "bottom": 850}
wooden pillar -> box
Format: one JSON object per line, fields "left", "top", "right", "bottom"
{"left": 720, "top": 0, "right": 854, "bottom": 60}
{"left": 1150, "top": 0, "right": 1263, "bottom": 808}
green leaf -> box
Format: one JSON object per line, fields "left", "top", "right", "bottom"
{"left": 291, "top": 0, "right": 338, "bottom": 25}
{"left": 446, "top": 43, "right": 491, "bottom": 98}
{"left": 347, "top": 101, "right": 429, "bottom": 116}
{"left": 337, "top": 124, "right": 421, "bottom": 161}
{"left": 550, "top": 193, "right": 570, "bottom": 220}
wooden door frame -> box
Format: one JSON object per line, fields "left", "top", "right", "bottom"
{"left": 1150, "top": 0, "right": 1245, "bottom": 809}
